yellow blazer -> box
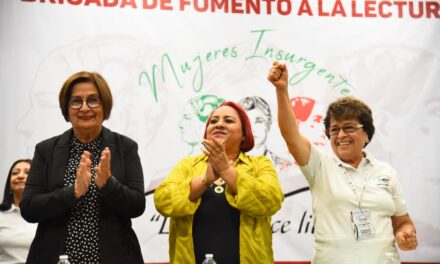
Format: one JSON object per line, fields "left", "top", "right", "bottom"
{"left": 154, "top": 152, "right": 284, "bottom": 264}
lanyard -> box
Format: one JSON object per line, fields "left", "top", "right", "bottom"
{"left": 341, "top": 162, "right": 369, "bottom": 209}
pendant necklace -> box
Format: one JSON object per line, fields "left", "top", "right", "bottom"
{"left": 213, "top": 157, "right": 239, "bottom": 194}
{"left": 214, "top": 178, "right": 225, "bottom": 193}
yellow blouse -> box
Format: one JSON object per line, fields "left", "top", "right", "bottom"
{"left": 154, "top": 152, "right": 284, "bottom": 264}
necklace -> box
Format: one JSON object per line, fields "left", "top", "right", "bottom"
{"left": 340, "top": 160, "right": 370, "bottom": 209}
{"left": 213, "top": 178, "right": 225, "bottom": 185}
{"left": 213, "top": 178, "right": 225, "bottom": 193}
{"left": 214, "top": 185, "right": 224, "bottom": 193}
{"left": 213, "top": 157, "right": 239, "bottom": 194}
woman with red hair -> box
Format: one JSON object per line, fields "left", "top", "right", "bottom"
{"left": 154, "top": 101, "right": 284, "bottom": 264}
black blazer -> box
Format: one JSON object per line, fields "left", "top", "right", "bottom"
{"left": 21, "top": 127, "right": 145, "bottom": 264}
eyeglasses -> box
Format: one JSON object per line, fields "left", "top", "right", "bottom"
{"left": 69, "top": 96, "right": 101, "bottom": 110}
{"left": 328, "top": 124, "right": 363, "bottom": 136}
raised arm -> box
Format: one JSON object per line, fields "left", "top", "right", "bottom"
{"left": 267, "top": 61, "right": 311, "bottom": 166}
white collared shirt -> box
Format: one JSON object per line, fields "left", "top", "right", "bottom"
{"left": 300, "top": 144, "right": 407, "bottom": 264}
{"left": 0, "top": 204, "right": 37, "bottom": 263}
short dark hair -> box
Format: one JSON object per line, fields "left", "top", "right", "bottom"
{"left": 323, "top": 96, "right": 375, "bottom": 147}
{"left": 203, "top": 101, "right": 255, "bottom": 152}
{"left": 0, "top": 159, "right": 32, "bottom": 211}
{"left": 59, "top": 71, "right": 113, "bottom": 122}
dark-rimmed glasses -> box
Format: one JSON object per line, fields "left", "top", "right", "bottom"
{"left": 329, "top": 124, "right": 363, "bottom": 136}
{"left": 69, "top": 96, "right": 101, "bottom": 110}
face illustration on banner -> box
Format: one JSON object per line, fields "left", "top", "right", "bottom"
{"left": 15, "top": 36, "right": 167, "bottom": 156}
{"left": 237, "top": 96, "right": 311, "bottom": 196}
{"left": 16, "top": 69, "right": 68, "bottom": 155}
{"left": 239, "top": 96, "right": 292, "bottom": 167}
{"left": 179, "top": 94, "right": 225, "bottom": 155}
{"left": 239, "top": 96, "right": 271, "bottom": 150}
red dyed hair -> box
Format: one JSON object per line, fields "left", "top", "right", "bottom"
{"left": 203, "top": 101, "right": 254, "bottom": 152}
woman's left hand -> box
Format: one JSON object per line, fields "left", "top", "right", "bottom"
{"left": 95, "top": 147, "right": 111, "bottom": 189}
{"left": 396, "top": 228, "right": 418, "bottom": 250}
{"left": 202, "top": 138, "right": 230, "bottom": 176}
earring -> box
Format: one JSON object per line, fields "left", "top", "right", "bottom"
{"left": 366, "top": 138, "right": 370, "bottom": 143}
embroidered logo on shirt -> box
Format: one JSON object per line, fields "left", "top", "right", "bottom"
{"left": 375, "top": 174, "right": 390, "bottom": 187}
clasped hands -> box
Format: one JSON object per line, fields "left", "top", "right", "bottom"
{"left": 201, "top": 138, "right": 233, "bottom": 185}
{"left": 74, "top": 147, "right": 111, "bottom": 199}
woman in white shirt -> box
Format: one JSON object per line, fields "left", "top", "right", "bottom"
{"left": 0, "top": 159, "right": 36, "bottom": 263}
{"left": 267, "top": 61, "right": 418, "bottom": 263}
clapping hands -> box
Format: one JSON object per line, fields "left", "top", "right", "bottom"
{"left": 74, "top": 147, "right": 111, "bottom": 199}
{"left": 201, "top": 138, "right": 231, "bottom": 178}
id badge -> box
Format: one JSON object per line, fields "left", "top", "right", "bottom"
{"left": 351, "top": 209, "right": 375, "bottom": 240}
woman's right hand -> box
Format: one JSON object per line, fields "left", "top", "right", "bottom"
{"left": 268, "top": 61, "right": 288, "bottom": 91}
{"left": 204, "top": 162, "right": 219, "bottom": 185}
{"left": 202, "top": 138, "right": 230, "bottom": 178}
{"left": 74, "top": 151, "right": 92, "bottom": 199}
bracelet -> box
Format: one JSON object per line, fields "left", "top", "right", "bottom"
{"left": 200, "top": 176, "right": 210, "bottom": 187}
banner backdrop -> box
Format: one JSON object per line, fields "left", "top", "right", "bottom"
{"left": 1, "top": 0, "right": 439, "bottom": 262}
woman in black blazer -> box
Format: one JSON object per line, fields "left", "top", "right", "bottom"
{"left": 20, "top": 71, "right": 145, "bottom": 264}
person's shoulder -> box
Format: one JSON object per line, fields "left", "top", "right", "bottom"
{"left": 365, "top": 151, "right": 392, "bottom": 167}
{"left": 244, "top": 153, "right": 272, "bottom": 164}
{"left": 103, "top": 127, "right": 137, "bottom": 145}
{"left": 367, "top": 154, "right": 395, "bottom": 174}
{"left": 35, "top": 129, "right": 71, "bottom": 150}
{"left": 0, "top": 205, "right": 18, "bottom": 215}
{"left": 0, "top": 210, "right": 8, "bottom": 224}
{"left": 37, "top": 135, "right": 61, "bottom": 146}
{"left": 0, "top": 207, "right": 12, "bottom": 214}
{"left": 169, "top": 154, "right": 206, "bottom": 169}
{"left": 182, "top": 154, "right": 206, "bottom": 164}
{"left": 362, "top": 152, "right": 398, "bottom": 180}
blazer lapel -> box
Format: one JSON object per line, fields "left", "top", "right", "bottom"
{"left": 101, "top": 127, "right": 117, "bottom": 166}
{"left": 51, "top": 129, "right": 71, "bottom": 189}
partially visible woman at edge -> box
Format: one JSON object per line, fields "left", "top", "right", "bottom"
{"left": 268, "top": 61, "right": 417, "bottom": 263}
{"left": 20, "top": 71, "right": 145, "bottom": 264}
{"left": 154, "top": 101, "right": 284, "bottom": 264}
{"left": 0, "top": 159, "right": 36, "bottom": 263}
